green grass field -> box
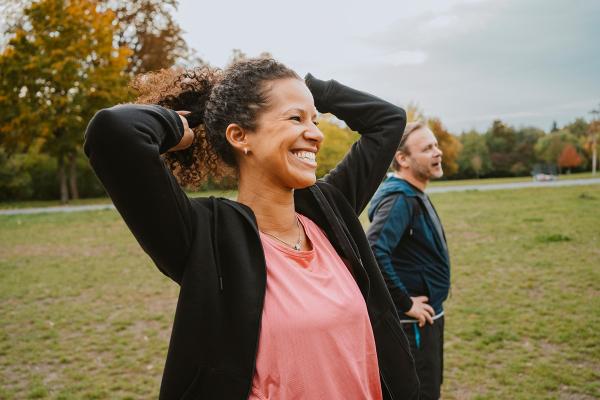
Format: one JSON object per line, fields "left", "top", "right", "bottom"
{"left": 1, "top": 184, "right": 599, "bottom": 399}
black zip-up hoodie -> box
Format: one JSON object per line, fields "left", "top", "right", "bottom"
{"left": 84, "top": 75, "right": 419, "bottom": 399}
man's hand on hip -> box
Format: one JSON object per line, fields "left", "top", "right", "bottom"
{"left": 405, "top": 296, "right": 435, "bottom": 327}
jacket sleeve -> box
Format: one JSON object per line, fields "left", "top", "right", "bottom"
{"left": 83, "top": 104, "right": 195, "bottom": 284}
{"left": 367, "top": 194, "right": 414, "bottom": 312}
{"left": 305, "top": 74, "right": 406, "bottom": 215}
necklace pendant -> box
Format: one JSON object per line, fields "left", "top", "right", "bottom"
{"left": 294, "top": 243, "right": 301, "bottom": 251}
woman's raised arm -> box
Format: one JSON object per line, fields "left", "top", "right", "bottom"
{"left": 84, "top": 104, "right": 195, "bottom": 283}
{"left": 306, "top": 74, "right": 406, "bottom": 215}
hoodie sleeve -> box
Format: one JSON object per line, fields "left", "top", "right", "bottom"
{"left": 367, "top": 193, "right": 414, "bottom": 312}
{"left": 305, "top": 74, "right": 406, "bottom": 215}
{"left": 83, "top": 104, "right": 195, "bottom": 284}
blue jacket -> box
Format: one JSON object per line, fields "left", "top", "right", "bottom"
{"left": 367, "top": 176, "right": 450, "bottom": 315}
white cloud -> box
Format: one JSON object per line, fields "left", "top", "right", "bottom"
{"left": 385, "top": 50, "right": 428, "bottom": 66}
{"left": 175, "top": 0, "right": 599, "bottom": 132}
{"left": 422, "top": 14, "right": 459, "bottom": 31}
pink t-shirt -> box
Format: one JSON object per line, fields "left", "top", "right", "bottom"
{"left": 250, "top": 214, "right": 383, "bottom": 400}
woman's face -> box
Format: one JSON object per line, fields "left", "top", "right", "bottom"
{"left": 243, "top": 78, "right": 323, "bottom": 190}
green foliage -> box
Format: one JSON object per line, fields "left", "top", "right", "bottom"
{"left": 485, "top": 120, "right": 518, "bottom": 175}
{"left": 0, "top": 0, "right": 131, "bottom": 153}
{"left": 0, "top": 0, "right": 132, "bottom": 201}
{"left": 457, "top": 130, "right": 492, "bottom": 178}
{"left": 316, "top": 117, "right": 359, "bottom": 178}
{"left": 563, "top": 117, "right": 589, "bottom": 138}
{"left": 0, "top": 147, "right": 34, "bottom": 200}
{"left": 534, "top": 129, "right": 579, "bottom": 165}
{"left": 0, "top": 148, "right": 104, "bottom": 201}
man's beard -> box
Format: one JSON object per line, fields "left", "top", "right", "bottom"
{"left": 410, "top": 159, "right": 442, "bottom": 181}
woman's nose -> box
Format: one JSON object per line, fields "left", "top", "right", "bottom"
{"left": 305, "top": 124, "right": 324, "bottom": 144}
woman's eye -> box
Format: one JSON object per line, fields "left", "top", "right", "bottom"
{"left": 290, "top": 116, "right": 301, "bottom": 122}
{"left": 313, "top": 120, "right": 319, "bottom": 126}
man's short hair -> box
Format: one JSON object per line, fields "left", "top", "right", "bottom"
{"left": 391, "top": 120, "right": 427, "bottom": 171}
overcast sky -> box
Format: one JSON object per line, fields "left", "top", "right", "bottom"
{"left": 175, "top": 0, "right": 599, "bottom": 133}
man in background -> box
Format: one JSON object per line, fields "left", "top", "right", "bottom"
{"left": 367, "top": 121, "right": 451, "bottom": 400}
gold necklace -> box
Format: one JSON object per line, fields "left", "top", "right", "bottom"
{"left": 260, "top": 216, "right": 302, "bottom": 251}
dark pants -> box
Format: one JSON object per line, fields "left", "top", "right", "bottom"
{"left": 401, "top": 316, "right": 444, "bottom": 400}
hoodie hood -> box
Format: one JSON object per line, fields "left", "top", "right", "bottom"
{"left": 368, "top": 175, "right": 422, "bottom": 222}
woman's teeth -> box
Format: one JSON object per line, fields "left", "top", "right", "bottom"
{"left": 293, "top": 151, "right": 316, "bottom": 161}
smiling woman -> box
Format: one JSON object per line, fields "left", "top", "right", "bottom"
{"left": 83, "top": 57, "right": 418, "bottom": 399}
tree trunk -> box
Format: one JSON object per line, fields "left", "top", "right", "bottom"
{"left": 58, "top": 154, "right": 69, "bottom": 204}
{"left": 68, "top": 152, "right": 79, "bottom": 200}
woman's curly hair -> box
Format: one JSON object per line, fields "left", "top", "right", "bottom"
{"left": 131, "top": 58, "right": 300, "bottom": 189}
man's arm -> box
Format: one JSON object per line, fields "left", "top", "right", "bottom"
{"left": 367, "top": 194, "right": 413, "bottom": 312}
{"left": 367, "top": 194, "right": 435, "bottom": 325}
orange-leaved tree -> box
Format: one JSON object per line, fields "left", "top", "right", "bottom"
{"left": 427, "top": 117, "right": 461, "bottom": 177}
{"left": 557, "top": 144, "right": 582, "bottom": 172}
{"left": 0, "top": 0, "right": 131, "bottom": 202}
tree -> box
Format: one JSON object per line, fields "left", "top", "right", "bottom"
{"left": 457, "top": 130, "right": 492, "bottom": 178}
{"left": 534, "top": 129, "right": 580, "bottom": 173}
{"left": 316, "top": 117, "right": 358, "bottom": 178}
{"left": 405, "top": 102, "right": 425, "bottom": 122}
{"left": 558, "top": 144, "right": 582, "bottom": 172}
{"left": 0, "top": 0, "right": 131, "bottom": 202}
{"left": 3, "top": 0, "right": 195, "bottom": 74}
{"left": 102, "top": 0, "right": 194, "bottom": 74}
{"left": 427, "top": 117, "right": 461, "bottom": 177}
{"left": 512, "top": 126, "right": 545, "bottom": 175}
{"left": 485, "top": 120, "right": 517, "bottom": 176}
{"left": 564, "top": 117, "right": 589, "bottom": 138}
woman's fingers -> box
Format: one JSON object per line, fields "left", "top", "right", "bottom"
{"left": 169, "top": 111, "right": 195, "bottom": 152}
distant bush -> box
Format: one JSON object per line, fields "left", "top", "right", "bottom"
{"left": 0, "top": 149, "right": 105, "bottom": 201}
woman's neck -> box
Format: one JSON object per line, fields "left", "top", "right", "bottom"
{"left": 237, "top": 175, "right": 297, "bottom": 235}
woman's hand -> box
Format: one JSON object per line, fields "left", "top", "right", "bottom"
{"left": 405, "top": 296, "right": 435, "bottom": 327}
{"left": 168, "top": 111, "right": 195, "bottom": 152}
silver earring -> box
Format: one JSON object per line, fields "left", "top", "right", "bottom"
{"left": 244, "top": 148, "right": 248, "bottom": 155}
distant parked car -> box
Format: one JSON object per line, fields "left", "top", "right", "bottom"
{"left": 532, "top": 163, "right": 558, "bottom": 181}
{"left": 533, "top": 173, "right": 557, "bottom": 182}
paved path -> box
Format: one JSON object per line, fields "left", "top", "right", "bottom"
{"left": 426, "top": 177, "right": 600, "bottom": 193}
{"left": 1, "top": 178, "right": 599, "bottom": 216}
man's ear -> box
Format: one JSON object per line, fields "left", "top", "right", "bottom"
{"left": 396, "top": 151, "right": 410, "bottom": 169}
{"left": 225, "top": 123, "right": 249, "bottom": 154}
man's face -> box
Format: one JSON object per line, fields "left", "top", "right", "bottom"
{"left": 398, "top": 127, "right": 444, "bottom": 182}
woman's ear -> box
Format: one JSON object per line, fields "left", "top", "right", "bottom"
{"left": 225, "top": 123, "right": 249, "bottom": 154}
